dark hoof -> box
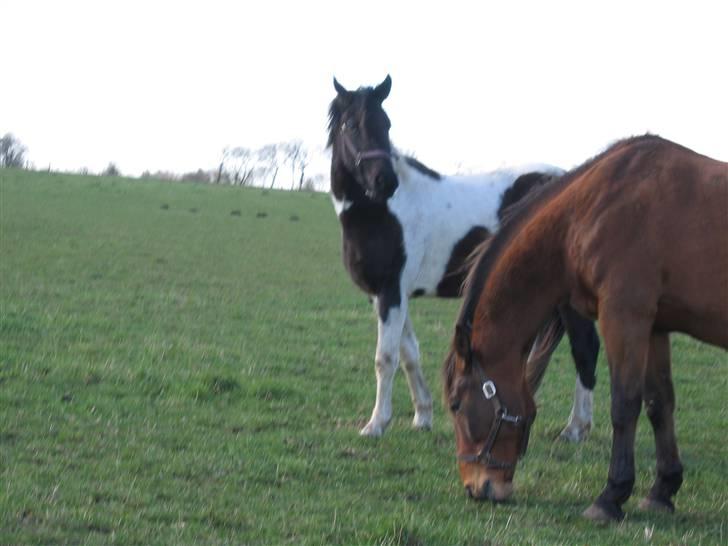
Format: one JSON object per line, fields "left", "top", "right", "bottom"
{"left": 638, "top": 497, "right": 675, "bottom": 513}
{"left": 583, "top": 501, "right": 624, "bottom": 523}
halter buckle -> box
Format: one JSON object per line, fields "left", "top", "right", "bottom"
{"left": 482, "top": 380, "right": 496, "bottom": 400}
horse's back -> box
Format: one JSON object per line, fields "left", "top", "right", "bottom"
{"left": 388, "top": 160, "right": 560, "bottom": 297}
{"left": 654, "top": 149, "right": 728, "bottom": 345}
{"left": 567, "top": 137, "right": 728, "bottom": 346}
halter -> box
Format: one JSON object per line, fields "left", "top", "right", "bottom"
{"left": 455, "top": 323, "right": 533, "bottom": 470}
{"left": 340, "top": 122, "right": 398, "bottom": 167}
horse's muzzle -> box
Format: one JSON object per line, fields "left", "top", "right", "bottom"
{"left": 367, "top": 173, "right": 397, "bottom": 202}
{"left": 465, "top": 479, "right": 514, "bottom": 502}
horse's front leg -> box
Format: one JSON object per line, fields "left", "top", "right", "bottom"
{"left": 400, "top": 311, "right": 432, "bottom": 430}
{"left": 360, "top": 292, "right": 408, "bottom": 437}
{"left": 583, "top": 309, "right": 651, "bottom": 522}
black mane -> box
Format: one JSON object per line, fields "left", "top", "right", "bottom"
{"left": 404, "top": 156, "right": 442, "bottom": 180}
{"left": 456, "top": 134, "right": 664, "bottom": 333}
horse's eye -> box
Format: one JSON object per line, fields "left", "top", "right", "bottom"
{"left": 449, "top": 400, "right": 461, "bottom": 413}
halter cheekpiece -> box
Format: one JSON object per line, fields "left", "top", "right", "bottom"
{"left": 456, "top": 322, "right": 533, "bottom": 470}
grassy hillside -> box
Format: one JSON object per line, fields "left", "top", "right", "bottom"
{"left": 1, "top": 168, "right": 726, "bottom": 545}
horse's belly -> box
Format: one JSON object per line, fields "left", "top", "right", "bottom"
{"left": 655, "top": 297, "right": 728, "bottom": 348}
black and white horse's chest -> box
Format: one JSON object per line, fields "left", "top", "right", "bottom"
{"left": 338, "top": 204, "right": 406, "bottom": 298}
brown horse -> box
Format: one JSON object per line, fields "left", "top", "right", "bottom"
{"left": 443, "top": 135, "right": 728, "bottom": 521}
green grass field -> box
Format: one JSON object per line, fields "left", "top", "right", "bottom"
{"left": 1, "top": 168, "right": 726, "bottom": 545}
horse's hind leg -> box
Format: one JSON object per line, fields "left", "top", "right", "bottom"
{"left": 561, "top": 307, "right": 599, "bottom": 442}
{"left": 639, "top": 332, "right": 683, "bottom": 513}
{"left": 560, "top": 378, "right": 593, "bottom": 442}
{"left": 360, "top": 295, "right": 408, "bottom": 437}
{"left": 400, "top": 312, "right": 432, "bottom": 430}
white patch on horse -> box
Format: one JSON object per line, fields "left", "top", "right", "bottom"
{"left": 560, "top": 376, "right": 593, "bottom": 442}
{"left": 361, "top": 297, "right": 407, "bottom": 436}
{"left": 400, "top": 312, "right": 432, "bottom": 430}
{"left": 331, "top": 194, "right": 352, "bottom": 216}
{"left": 387, "top": 154, "right": 561, "bottom": 298}
{"left": 363, "top": 302, "right": 432, "bottom": 436}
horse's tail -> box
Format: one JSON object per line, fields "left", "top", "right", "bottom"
{"left": 525, "top": 311, "right": 566, "bottom": 393}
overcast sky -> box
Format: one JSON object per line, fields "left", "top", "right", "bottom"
{"left": 2, "top": 0, "right": 726, "bottom": 183}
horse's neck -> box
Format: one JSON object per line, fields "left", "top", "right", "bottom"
{"left": 390, "top": 155, "right": 437, "bottom": 199}
{"left": 476, "top": 219, "right": 569, "bottom": 357}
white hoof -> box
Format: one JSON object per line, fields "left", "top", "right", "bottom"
{"left": 559, "top": 422, "right": 591, "bottom": 443}
{"left": 412, "top": 410, "right": 433, "bottom": 431}
{"left": 360, "top": 419, "right": 388, "bottom": 437}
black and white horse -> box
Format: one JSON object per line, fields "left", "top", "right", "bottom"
{"left": 328, "top": 75, "right": 599, "bottom": 437}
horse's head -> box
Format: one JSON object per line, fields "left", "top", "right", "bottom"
{"left": 443, "top": 323, "right": 537, "bottom": 502}
{"left": 328, "top": 75, "right": 398, "bottom": 203}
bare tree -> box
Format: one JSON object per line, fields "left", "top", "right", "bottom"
{"left": 231, "top": 147, "right": 257, "bottom": 185}
{"left": 219, "top": 147, "right": 256, "bottom": 186}
{"left": 296, "top": 147, "right": 310, "bottom": 191}
{"left": 215, "top": 141, "right": 312, "bottom": 190}
{"left": 281, "top": 140, "right": 304, "bottom": 190}
{"left": 0, "top": 133, "right": 27, "bottom": 168}
{"left": 216, "top": 147, "right": 232, "bottom": 184}
{"left": 257, "top": 144, "right": 281, "bottom": 189}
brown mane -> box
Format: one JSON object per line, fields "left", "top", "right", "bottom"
{"left": 458, "top": 134, "right": 662, "bottom": 332}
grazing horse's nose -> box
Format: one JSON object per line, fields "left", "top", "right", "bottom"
{"left": 465, "top": 480, "right": 491, "bottom": 501}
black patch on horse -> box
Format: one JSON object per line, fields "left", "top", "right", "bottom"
{"left": 497, "top": 172, "right": 556, "bottom": 223}
{"left": 339, "top": 203, "right": 405, "bottom": 322}
{"left": 436, "top": 226, "right": 491, "bottom": 297}
{"left": 404, "top": 156, "right": 442, "bottom": 180}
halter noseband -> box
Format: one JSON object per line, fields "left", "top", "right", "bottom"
{"left": 455, "top": 323, "right": 533, "bottom": 470}
{"left": 340, "top": 122, "right": 398, "bottom": 167}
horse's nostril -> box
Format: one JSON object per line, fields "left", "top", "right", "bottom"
{"left": 466, "top": 481, "right": 491, "bottom": 501}
{"left": 482, "top": 480, "right": 491, "bottom": 499}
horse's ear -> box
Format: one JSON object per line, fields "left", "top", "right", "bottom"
{"left": 373, "top": 74, "right": 392, "bottom": 103}
{"left": 454, "top": 323, "right": 472, "bottom": 367}
{"left": 333, "top": 77, "right": 350, "bottom": 97}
